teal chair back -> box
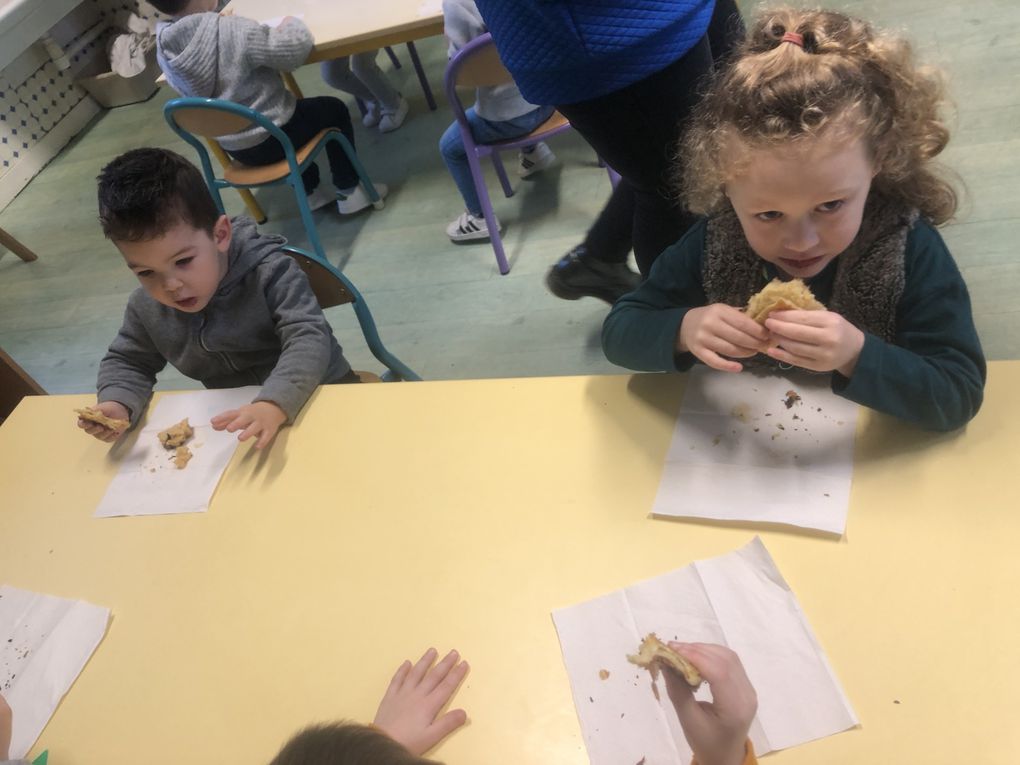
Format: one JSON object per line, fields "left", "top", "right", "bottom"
{"left": 163, "top": 97, "right": 381, "bottom": 262}
{"left": 281, "top": 245, "right": 420, "bottom": 383}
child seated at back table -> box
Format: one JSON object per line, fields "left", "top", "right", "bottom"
{"left": 151, "top": 0, "right": 387, "bottom": 214}
{"left": 77, "top": 148, "right": 358, "bottom": 450}
{"left": 439, "top": 0, "right": 557, "bottom": 243}
{"left": 601, "top": 6, "right": 986, "bottom": 432}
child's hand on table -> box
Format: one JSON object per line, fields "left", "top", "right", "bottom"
{"left": 210, "top": 401, "right": 287, "bottom": 449}
{"left": 679, "top": 304, "right": 771, "bottom": 373}
{"left": 663, "top": 643, "right": 757, "bottom": 765}
{"left": 77, "top": 401, "right": 130, "bottom": 442}
{"left": 765, "top": 310, "right": 865, "bottom": 377}
{"left": 0, "top": 693, "right": 12, "bottom": 760}
{"left": 372, "top": 647, "right": 469, "bottom": 756}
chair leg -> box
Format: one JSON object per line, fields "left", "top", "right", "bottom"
{"left": 290, "top": 180, "right": 328, "bottom": 262}
{"left": 467, "top": 153, "right": 510, "bottom": 275}
{"left": 0, "top": 228, "right": 38, "bottom": 262}
{"left": 330, "top": 135, "right": 385, "bottom": 209}
{"left": 352, "top": 300, "right": 421, "bottom": 382}
{"left": 282, "top": 71, "right": 305, "bottom": 99}
{"left": 385, "top": 46, "right": 401, "bottom": 69}
{"left": 607, "top": 166, "right": 622, "bottom": 189}
{"left": 206, "top": 139, "right": 267, "bottom": 222}
{"left": 405, "top": 41, "right": 437, "bottom": 111}
{"left": 491, "top": 151, "right": 514, "bottom": 198}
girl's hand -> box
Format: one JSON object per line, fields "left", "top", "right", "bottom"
{"left": 679, "top": 304, "right": 771, "bottom": 373}
{"left": 210, "top": 401, "right": 287, "bottom": 449}
{"left": 372, "top": 648, "right": 469, "bottom": 755}
{"left": 765, "top": 310, "right": 865, "bottom": 376}
{"left": 663, "top": 643, "right": 757, "bottom": 765}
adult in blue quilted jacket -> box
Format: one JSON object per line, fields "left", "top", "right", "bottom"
{"left": 474, "top": 0, "right": 744, "bottom": 302}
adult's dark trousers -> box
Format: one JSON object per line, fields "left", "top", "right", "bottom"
{"left": 559, "top": 0, "right": 744, "bottom": 276}
{"left": 227, "top": 96, "right": 360, "bottom": 194}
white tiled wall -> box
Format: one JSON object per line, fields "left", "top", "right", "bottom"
{"left": 0, "top": 0, "right": 168, "bottom": 205}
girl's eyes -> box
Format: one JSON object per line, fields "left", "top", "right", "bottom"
{"left": 754, "top": 200, "right": 844, "bottom": 221}
{"left": 176, "top": 256, "right": 194, "bottom": 267}
{"left": 136, "top": 270, "right": 154, "bottom": 279}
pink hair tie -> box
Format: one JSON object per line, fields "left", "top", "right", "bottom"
{"left": 781, "top": 31, "right": 804, "bottom": 48}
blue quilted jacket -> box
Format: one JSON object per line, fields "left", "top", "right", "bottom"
{"left": 473, "top": 0, "right": 715, "bottom": 105}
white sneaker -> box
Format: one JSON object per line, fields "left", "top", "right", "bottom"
{"left": 305, "top": 184, "right": 338, "bottom": 211}
{"left": 517, "top": 142, "right": 556, "bottom": 178}
{"left": 446, "top": 211, "right": 500, "bottom": 242}
{"left": 362, "top": 101, "right": 382, "bottom": 128}
{"left": 378, "top": 96, "right": 409, "bottom": 133}
{"left": 336, "top": 183, "right": 388, "bottom": 215}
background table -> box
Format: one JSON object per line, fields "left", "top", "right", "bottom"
{"left": 226, "top": 0, "right": 445, "bottom": 63}
{"left": 1, "top": 365, "right": 1018, "bottom": 763}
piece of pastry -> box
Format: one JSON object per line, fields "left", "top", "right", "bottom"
{"left": 626, "top": 633, "right": 702, "bottom": 687}
{"left": 745, "top": 278, "right": 825, "bottom": 324}
{"left": 158, "top": 419, "right": 194, "bottom": 449}
{"left": 172, "top": 446, "right": 192, "bottom": 469}
{"left": 75, "top": 406, "right": 129, "bottom": 431}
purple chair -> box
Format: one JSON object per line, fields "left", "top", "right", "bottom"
{"left": 444, "top": 33, "right": 577, "bottom": 275}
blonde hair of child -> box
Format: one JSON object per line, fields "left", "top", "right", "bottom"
{"left": 680, "top": 6, "right": 957, "bottom": 224}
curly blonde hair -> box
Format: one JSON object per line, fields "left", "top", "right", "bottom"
{"left": 680, "top": 6, "right": 957, "bottom": 223}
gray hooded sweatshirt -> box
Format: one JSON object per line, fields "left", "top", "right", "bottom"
{"left": 97, "top": 217, "right": 351, "bottom": 424}
{"left": 156, "top": 12, "right": 313, "bottom": 151}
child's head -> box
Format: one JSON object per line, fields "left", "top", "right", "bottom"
{"left": 269, "top": 723, "right": 442, "bottom": 765}
{"left": 681, "top": 7, "right": 956, "bottom": 278}
{"left": 98, "top": 148, "right": 231, "bottom": 313}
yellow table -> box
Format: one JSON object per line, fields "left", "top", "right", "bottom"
{"left": 225, "top": 0, "right": 445, "bottom": 63}
{"left": 1, "top": 365, "right": 1018, "bottom": 764}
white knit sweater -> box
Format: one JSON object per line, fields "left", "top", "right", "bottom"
{"left": 156, "top": 12, "right": 313, "bottom": 151}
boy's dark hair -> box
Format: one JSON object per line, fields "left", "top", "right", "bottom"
{"left": 269, "top": 723, "right": 442, "bottom": 765}
{"left": 97, "top": 148, "right": 220, "bottom": 242}
{"left": 147, "top": 0, "right": 190, "bottom": 15}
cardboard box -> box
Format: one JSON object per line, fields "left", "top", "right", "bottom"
{"left": 75, "top": 46, "right": 160, "bottom": 108}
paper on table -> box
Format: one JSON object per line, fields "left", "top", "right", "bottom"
{"left": 93, "top": 387, "right": 257, "bottom": 518}
{"left": 653, "top": 366, "right": 858, "bottom": 533}
{"left": 259, "top": 13, "right": 304, "bottom": 29}
{"left": 553, "top": 538, "right": 857, "bottom": 765}
{"left": 0, "top": 585, "right": 110, "bottom": 759}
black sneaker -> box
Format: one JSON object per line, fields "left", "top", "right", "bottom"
{"left": 545, "top": 245, "right": 642, "bottom": 304}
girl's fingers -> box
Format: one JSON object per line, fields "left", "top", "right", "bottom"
{"left": 421, "top": 650, "right": 461, "bottom": 694}
{"left": 699, "top": 349, "right": 743, "bottom": 373}
{"left": 408, "top": 647, "right": 439, "bottom": 686}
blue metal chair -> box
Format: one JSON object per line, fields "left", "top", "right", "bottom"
{"left": 163, "top": 97, "right": 384, "bottom": 262}
{"left": 280, "top": 245, "right": 420, "bottom": 383}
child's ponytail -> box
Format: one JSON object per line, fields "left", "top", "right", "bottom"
{"left": 680, "top": 6, "right": 957, "bottom": 224}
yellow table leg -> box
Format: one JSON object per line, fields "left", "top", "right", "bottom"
{"left": 0, "top": 227, "right": 38, "bottom": 262}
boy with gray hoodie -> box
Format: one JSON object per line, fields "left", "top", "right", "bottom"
{"left": 77, "top": 148, "right": 357, "bottom": 450}
{"left": 152, "top": 0, "right": 386, "bottom": 214}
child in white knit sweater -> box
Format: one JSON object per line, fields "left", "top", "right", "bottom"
{"left": 153, "top": 0, "right": 387, "bottom": 215}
